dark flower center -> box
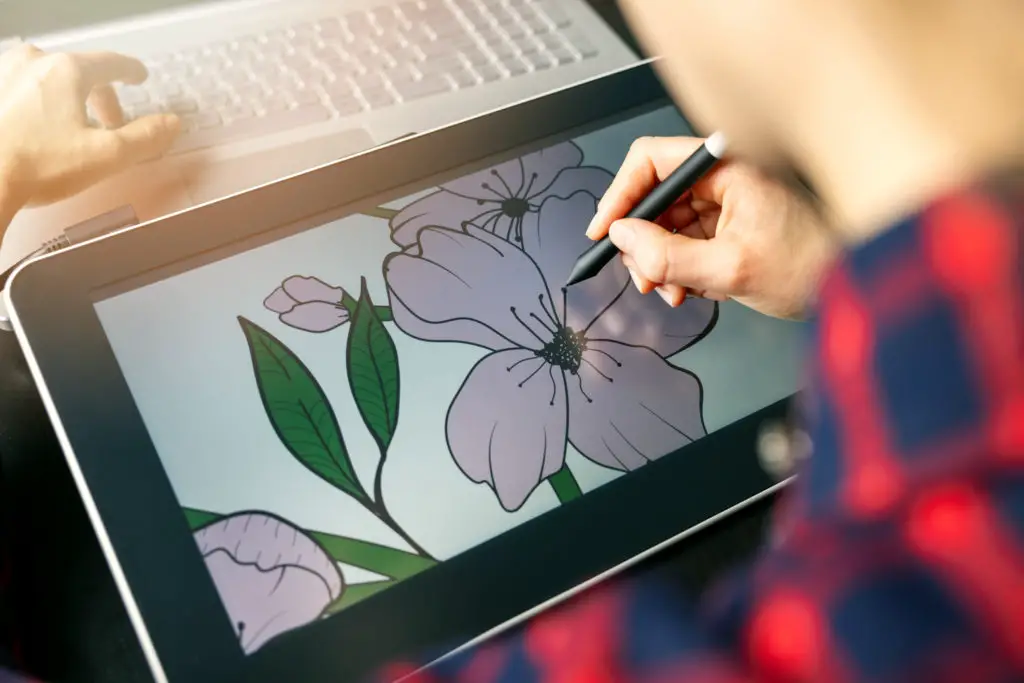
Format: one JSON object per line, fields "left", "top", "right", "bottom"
{"left": 501, "top": 197, "right": 530, "bottom": 219}
{"left": 539, "top": 325, "right": 584, "bottom": 373}
{"left": 465, "top": 170, "right": 540, "bottom": 243}
{"left": 507, "top": 290, "right": 622, "bottom": 405}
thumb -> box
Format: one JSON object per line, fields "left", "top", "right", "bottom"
{"left": 609, "top": 218, "right": 735, "bottom": 292}
{"left": 87, "top": 113, "right": 181, "bottom": 174}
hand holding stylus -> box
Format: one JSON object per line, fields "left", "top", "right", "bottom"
{"left": 582, "top": 135, "right": 840, "bottom": 320}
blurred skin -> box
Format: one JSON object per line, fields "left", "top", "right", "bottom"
{"left": 591, "top": 0, "right": 1024, "bottom": 316}
{"left": 0, "top": 45, "right": 180, "bottom": 242}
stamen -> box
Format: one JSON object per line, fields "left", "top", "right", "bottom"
{"left": 480, "top": 182, "right": 507, "bottom": 200}
{"left": 538, "top": 293, "right": 560, "bottom": 328}
{"left": 507, "top": 354, "right": 539, "bottom": 372}
{"left": 588, "top": 347, "right": 622, "bottom": 367}
{"left": 518, "top": 359, "right": 546, "bottom": 388}
{"left": 582, "top": 357, "right": 614, "bottom": 382}
{"left": 574, "top": 371, "right": 593, "bottom": 403}
{"left": 514, "top": 157, "right": 528, "bottom": 196}
{"left": 491, "top": 169, "right": 515, "bottom": 196}
{"left": 522, "top": 171, "right": 538, "bottom": 199}
{"left": 560, "top": 287, "right": 568, "bottom": 323}
{"left": 529, "top": 312, "right": 555, "bottom": 335}
{"left": 509, "top": 306, "right": 546, "bottom": 344}
{"left": 547, "top": 364, "right": 558, "bottom": 405}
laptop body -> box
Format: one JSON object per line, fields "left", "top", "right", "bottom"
{"left": 0, "top": 0, "right": 638, "bottom": 274}
{"left": 2, "top": 62, "right": 801, "bottom": 682}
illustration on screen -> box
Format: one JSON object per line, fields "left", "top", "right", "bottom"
{"left": 183, "top": 140, "right": 719, "bottom": 654}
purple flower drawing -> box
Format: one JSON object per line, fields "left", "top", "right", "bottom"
{"left": 384, "top": 154, "right": 718, "bottom": 510}
{"left": 390, "top": 141, "right": 614, "bottom": 248}
{"left": 264, "top": 275, "right": 349, "bottom": 333}
{"left": 195, "top": 512, "right": 344, "bottom": 654}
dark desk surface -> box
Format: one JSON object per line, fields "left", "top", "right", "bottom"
{"left": 0, "top": 6, "right": 775, "bottom": 680}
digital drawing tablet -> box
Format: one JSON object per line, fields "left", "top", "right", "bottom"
{"left": 3, "top": 61, "right": 803, "bottom": 683}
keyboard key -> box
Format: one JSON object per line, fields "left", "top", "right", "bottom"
{"left": 291, "top": 87, "right": 322, "bottom": 105}
{"left": 171, "top": 104, "right": 331, "bottom": 154}
{"left": 499, "top": 56, "right": 529, "bottom": 76}
{"left": 167, "top": 97, "right": 199, "bottom": 114}
{"left": 522, "top": 51, "right": 553, "bottom": 71}
{"left": 563, "top": 28, "right": 598, "bottom": 58}
{"left": 353, "top": 71, "right": 389, "bottom": 93}
{"left": 358, "top": 87, "right": 395, "bottom": 109}
{"left": 201, "top": 91, "right": 232, "bottom": 108}
{"left": 221, "top": 103, "right": 255, "bottom": 121}
{"left": 460, "top": 46, "right": 493, "bottom": 67}
{"left": 449, "top": 67, "right": 479, "bottom": 88}
{"left": 474, "top": 64, "right": 504, "bottom": 82}
{"left": 549, "top": 47, "right": 577, "bottom": 65}
{"left": 420, "top": 54, "right": 465, "bottom": 75}
{"left": 536, "top": 1, "right": 571, "bottom": 27}
{"left": 391, "top": 73, "right": 452, "bottom": 101}
{"left": 512, "top": 35, "right": 541, "bottom": 55}
{"left": 185, "top": 110, "right": 222, "bottom": 129}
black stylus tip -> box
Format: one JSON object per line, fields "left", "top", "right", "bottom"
{"left": 565, "top": 260, "right": 589, "bottom": 287}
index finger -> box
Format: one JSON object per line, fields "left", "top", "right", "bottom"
{"left": 71, "top": 51, "right": 148, "bottom": 92}
{"left": 586, "top": 136, "right": 705, "bottom": 240}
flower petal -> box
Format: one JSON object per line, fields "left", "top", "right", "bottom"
{"left": 446, "top": 348, "right": 568, "bottom": 511}
{"left": 520, "top": 192, "right": 624, "bottom": 324}
{"left": 518, "top": 142, "right": 586, "bottom": 200}
{"left": 280, "top": 301, "right": 350, "bottom": 333}
{"left": 585, "top": 286, "right": 720, "bottom": 358}
{"left": 384, "top": 225, "right": 557, "bottom": 351}
{"left": 566, "top": 341, "right": 706, "bottom": 471}
{"left": 537, "top": 165, "right": 614, "bottom": 204}
{"left": 440, "top": 156, "right": 526, "bottom": 200}
{"left": 281, "top": 275, "right": 345, "bottom": 304}
{"left": 390, "top": 191, "right": 506, "bottom": 248}
{"left": 264, "top": 286, "right": 296, "bottom": 314}
{"left": 195, "top": 512, "right": 344, "bottom": 654}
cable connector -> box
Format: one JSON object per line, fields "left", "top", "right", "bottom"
{"left": 0, "top": 205, "right": 139, "bottom": 331}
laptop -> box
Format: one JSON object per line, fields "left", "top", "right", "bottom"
{"left": 2, "top": 62, "right": 802, "bottom": 682}
{"left": 0, "top": 0, "right": 638, "bottom": 274}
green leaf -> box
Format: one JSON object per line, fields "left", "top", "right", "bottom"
{"left": 346, "top": 278, "right": 401, "bottom": 455}
{"left": 239, "top": 317, "right": 368, "bottom": 503}
{"left": 182, "top": 508, "right": 435, "bottom": 580}
{"left": 323, "top": 580, "right": 395, "bottom": 615}
{"left": 308, "top": 529, "right": 434, "bottom": 580}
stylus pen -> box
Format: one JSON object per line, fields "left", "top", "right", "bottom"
{"left": 565, "top": 131, "right": 728, "bottom": 287}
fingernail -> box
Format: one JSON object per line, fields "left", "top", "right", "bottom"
{"left": 628, "top": 268, "right": 645, "bottom": 293}
{"left": 656, "top": 286, "right": 677, "bottom": 307}
{"left": 585, "top": 209, "right": 605, "bottom": 239}
{"left": 608, "top": 220, "right": 634, "bottom": 249}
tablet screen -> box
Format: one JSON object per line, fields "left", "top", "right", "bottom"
{"left": 92, "top": 104, "right": 804, "bottom": 656}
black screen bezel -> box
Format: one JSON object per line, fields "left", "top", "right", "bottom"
{"left": 7, "top": 63, "right": 792, "bottom": 683}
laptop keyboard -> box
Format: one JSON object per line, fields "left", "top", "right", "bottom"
{"left": 113, "top": 0, "right": 599, "bottom": 154}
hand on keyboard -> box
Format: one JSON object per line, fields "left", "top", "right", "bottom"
{"left": 113, "top": 0, "right": 598, "bottom": 155}
{"left": 0, "top": 44, "right": 180, "bottom": 222}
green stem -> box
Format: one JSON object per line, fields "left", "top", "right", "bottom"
{"left": 548, "top": 466, "right": 583, "bottom": 504}
{"left": 340, "top": 290, "right": 391, "bottom": 321}
{"left": 183, "top": 507, "right": 435, "bottom": 581}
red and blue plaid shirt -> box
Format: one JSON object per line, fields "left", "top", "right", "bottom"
{"left": 4, "top": 178, "right": 1024, "bottom": 682}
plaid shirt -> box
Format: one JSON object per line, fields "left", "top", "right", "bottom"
{"left": 4, "top": 179, "right": 1024, "bottom": 682}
